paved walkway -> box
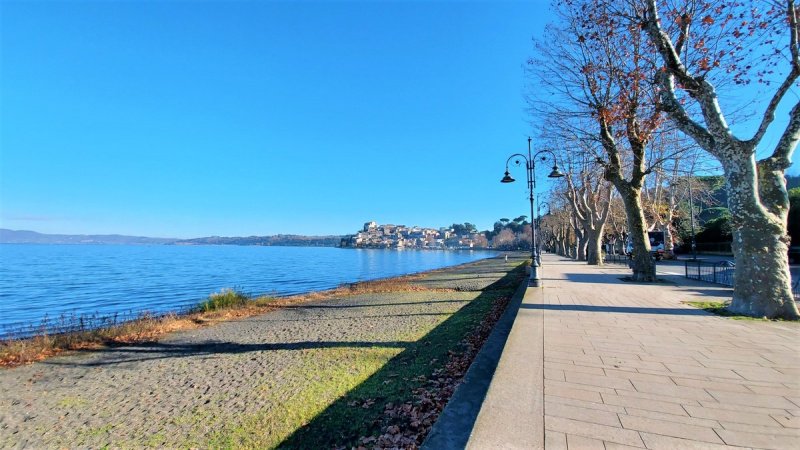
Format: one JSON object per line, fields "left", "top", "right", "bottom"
{"left": 467, "top": 255, "right": 800, "bottom": 449}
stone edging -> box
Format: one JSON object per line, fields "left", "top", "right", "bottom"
{"left": 422, "top": 279, "right": 537, "bottom": 449}
{"left": 466, "top": 284, "right": 545, "bottom": 449}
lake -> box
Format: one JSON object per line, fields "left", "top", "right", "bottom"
{"left": 0, "top": 244, "right": 496, "bottom": 337}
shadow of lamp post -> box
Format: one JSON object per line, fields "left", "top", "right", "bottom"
{"left": 501, "top": 137, "right": 564, "bottom": 287}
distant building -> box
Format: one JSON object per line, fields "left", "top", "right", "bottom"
{"left": 342, "top": 220, "right": 487, "bottom": 249}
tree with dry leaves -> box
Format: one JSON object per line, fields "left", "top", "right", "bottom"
{"left": 529, "top": 0, "right": 674, "bottom": 280}
{"left": 636, "top": 0, "right": 799, "bottom": 318}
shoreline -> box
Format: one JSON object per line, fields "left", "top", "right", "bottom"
{"left": 0, "top": 253, "right": 519, "bottom": 367}
{"left": 0, "top": 254, "right": 528, "bottom": 448}
{"left": 0, "top": 247, "right": 499, "bottom": 340}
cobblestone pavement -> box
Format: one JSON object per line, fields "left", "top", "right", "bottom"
{"left": 0, "top": 256, "right": 521, "bottom": 449}
{"left": 469, "top": 255, "right": 800, "bottom": 450}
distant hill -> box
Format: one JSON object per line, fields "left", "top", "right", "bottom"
{"left": 0, "top": 229, "right": 177, "bottom": 245}
{"left": 0, "top": 229, "right": 343, "bottom": 247}
{"left": 175, "top": 234, "right": 343, "bottom": 247}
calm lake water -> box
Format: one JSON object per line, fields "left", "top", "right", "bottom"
{"left": 0, "top": 244, "right": 496, "bottom": 336}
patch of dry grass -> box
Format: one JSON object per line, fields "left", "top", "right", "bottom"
{"left": 0, "top": 312, "right": 193, "bottom": 367}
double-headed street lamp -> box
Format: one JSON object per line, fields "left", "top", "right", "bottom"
{"left": 501, "top": 137, "right": 564, "bottom": 287}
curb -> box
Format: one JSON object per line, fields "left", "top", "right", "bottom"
{"left": 421, "top": 277, "right": 530, "bottom": 449}
{"left": 465, "top": 285, "right": 545, "bottom": 449}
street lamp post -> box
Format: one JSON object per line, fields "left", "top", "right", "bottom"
{"left": 689, "top": 177, "right": 698, "bottom": 261}
{"left": 501, "top": 137, "right": 564, "bottom": 287}
{"left": 537, "top": 199, "right": 552, "bottom": 263}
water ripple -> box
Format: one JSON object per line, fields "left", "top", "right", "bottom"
{"left": 0, "top": 244, "right": 495, "bottom": 337}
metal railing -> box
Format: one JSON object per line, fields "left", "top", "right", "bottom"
{"left": 0, "top": 308, "right": 186, "bottom": 341}
{"left": 684, "top": 259, "right": 735, "bottom": 286}
{"left": 603, "top": 253, "right": 659, "bottom": 276}
{"left": 685, "top": 259, "right": 800, "bottom": 300}
{"left": 603, "top": 253, "right": 629, "bottom": 266}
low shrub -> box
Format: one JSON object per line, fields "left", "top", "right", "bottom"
{"left": 196, "top": 288, "right": 250, "bottom": 312}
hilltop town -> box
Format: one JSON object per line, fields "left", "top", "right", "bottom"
{"left": 340, "top": 221, "right": 489, "bottom": 249}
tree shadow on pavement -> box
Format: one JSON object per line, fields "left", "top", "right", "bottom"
{"left": 544, "top": 271, "right": 733, "bottom": 300}
{"left": 562, "top": 273, "right": 628, "bottom": 284}
{"left": 520, "top": 303, "right": 710, "bottom": 316}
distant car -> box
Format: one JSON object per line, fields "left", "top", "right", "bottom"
{"left": 625, "top": 231, "right": 666, "bottom": 260}
{"left": 718, "top": 260, "right": 735, "bottom": 268}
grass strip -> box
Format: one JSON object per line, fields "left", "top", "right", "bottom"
{"left": 684, "top": 300, "right": 799, "bottom": 321}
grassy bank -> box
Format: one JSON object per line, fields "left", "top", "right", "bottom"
{"left": 277, "top": 267, "right": 524, "bottom": 449}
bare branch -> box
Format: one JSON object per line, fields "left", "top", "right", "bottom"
{"left": 748, "top": 0, "right": 800, "bottom": 146}
{"left": 770, "top": 101, "right": 800, "bottom": 167}
{"left": 642, "top": 0, "right": 733, "bottom": 140}
{"left": 675, "top": 12, "right": 691, "bottom": 58}
{"left": 641, "top": 0, "right": 697, "bottom": 88}
{"left": 655, "top": 71, "right": 716, "bottom": 152}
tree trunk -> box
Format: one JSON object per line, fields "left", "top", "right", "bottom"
{"left": 621, "top": 188, "right": 655, "bottom": 281}
{"left": 725, "top": 156, "right": 799, "bottom": 319}
{"left": 664, "top": 174, "right": 677, "bottom": 258}
{"left": 571, "top": 216, "right": 587, "bottom": 261}
{"left": 556, "top": 233, "right": 566, "bottom": 256}
{"left": 577, "top": 234, "right": 587, "bottom": 261}
{"left": 640, "top": 0, "right": 799, "bottom": 317}
{"left": 586, "top": 224, "right": 605, "bottom": 265}
{"left": 664, "top": 224, "right": 675, "bottom": 258}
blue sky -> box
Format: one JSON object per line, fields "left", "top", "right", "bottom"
{"left": 1, "top": 0, "right": 797, "bottom": 238}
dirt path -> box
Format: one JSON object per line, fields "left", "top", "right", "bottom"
{"left": 0, "top": 255, "right": 523, "bottom": 448}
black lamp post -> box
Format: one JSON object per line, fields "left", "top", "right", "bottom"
{"left": 689, "top": 176, "right": 698, "bottom": 261}
{"left": 501, "top": 137, "right": 564, "bottom": 286}
{"left": 537, "top": 199, "right": 552, "bottom": 263}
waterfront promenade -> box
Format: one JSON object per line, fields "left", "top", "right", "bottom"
{"left": 456, "top": 254, "right": 800, "bottom": 449}
{"left": 2, "top": 254, "right": 798, "bottom": 449}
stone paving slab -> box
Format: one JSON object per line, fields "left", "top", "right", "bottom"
{"left": 467, "top": 255, "right": 800, "bottom": 449}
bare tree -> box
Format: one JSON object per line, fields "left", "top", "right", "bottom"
{"left": 540, "top": 205, "right": 574, "bottom": 257}
{"left": 604, "top": 193, "right": 630, "bottom": 255}
{"left": 529, "top": 0, "right": 672, "bottom": 280}
{"left": 563, "top": 163, "right": 613, "bottom": 265}
{"left": 643, "top": 142, "right": 722, "bottom": 257}
{"left": 639, "top": 0, "right": 800, "bottom": 318}
{"left": 492, "top": 228, "right": 517, "bottom": 249}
